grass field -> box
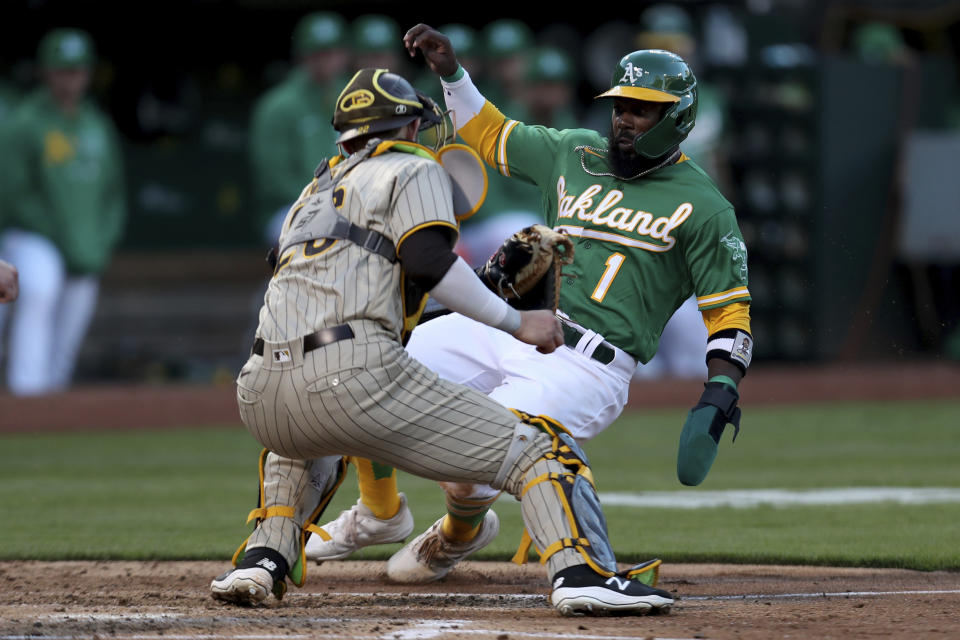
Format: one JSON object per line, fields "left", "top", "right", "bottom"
{"left": 2, "top": 399, "right": 958, "bottom": 570}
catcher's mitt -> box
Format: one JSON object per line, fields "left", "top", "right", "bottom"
{"left": 477, "top": 224, "right": 575, "bottom": 311}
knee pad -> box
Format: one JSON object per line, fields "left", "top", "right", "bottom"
{"left": 230, "top": 450, "right": 348, "bottom": 598}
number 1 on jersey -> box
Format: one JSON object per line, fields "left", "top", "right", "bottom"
{"left": 591, "top": 252, "right": 625, "bottom": 303}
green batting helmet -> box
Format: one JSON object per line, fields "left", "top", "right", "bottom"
{"left": 596, "top": 49, "right": 698, "bottom": 159}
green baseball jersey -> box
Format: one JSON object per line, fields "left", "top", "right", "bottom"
{"left": 462, "top": 99, "right": 579, "bottom": 228}
{"left": 1, "top": 88, "right": 126, "bottom": 274}
{"left": 498, "top": 124, "right": 750, "bottom": 362}
{"left": 249, "top": 69, "right": 346, "bottom": 228}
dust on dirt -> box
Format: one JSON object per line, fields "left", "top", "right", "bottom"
{"left": 2, "top": 560, "right": 958, "bottom": 640}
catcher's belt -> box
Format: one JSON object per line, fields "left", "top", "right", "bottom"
{"left": 252, "top": 324, "right": 354, "bottom": 357}
{"left": 559, "top": 317, "right": 615, "bottom": 365}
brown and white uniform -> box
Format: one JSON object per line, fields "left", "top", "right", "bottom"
{"left": 237, "top": 143, "right": 590, "bottom": 577}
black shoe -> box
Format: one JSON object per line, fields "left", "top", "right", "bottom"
{"left": 550, "top": 564, "right": 674, "bottom": 616}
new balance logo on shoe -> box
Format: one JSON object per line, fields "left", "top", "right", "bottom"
{"left": 550, "top": 564, "right": 674, "bottom": 617}
{"left": 256, "top": 558, "right": 278, "bottom": 572}
{"left": 605, "top": 576, "right": 631, "bottom": 591}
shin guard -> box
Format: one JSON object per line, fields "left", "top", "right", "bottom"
{"left": 230, "top": 450, "right": 348, "bottom": 599}
{"left": 496, "top": 411, "right": 618, "bottom": 577}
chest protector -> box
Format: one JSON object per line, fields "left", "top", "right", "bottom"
{"left": 279, "top": 140, "right": 429, "bottom": 345}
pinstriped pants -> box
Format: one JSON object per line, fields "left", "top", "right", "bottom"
{"left": 236, "top": 320, "right": 592, "bottom": 577}
{"left": 237, "top": 321, "right": 519, "bottom": 480}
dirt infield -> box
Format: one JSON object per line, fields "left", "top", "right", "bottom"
{"left": 2, "top": 560, "right": 958, "bottom": 640}
{"left": 2, "top": 364, "right": 958, "bottom": 638}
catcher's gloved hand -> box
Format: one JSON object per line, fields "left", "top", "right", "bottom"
{"left": 476, "top": 224, "right": 574, "bottom": 311}
{"left": 677, "top": 377, "right": 741, "bottom": 486}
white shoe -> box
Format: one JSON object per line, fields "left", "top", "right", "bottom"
{"left": 387, "top": 510, "right": 499, "bottom": 583}
{"left": 305, "top": 493, "right": 415, "bottom": 562}
{"left": 210, "top": 567, "right": 272, "bottom": 606}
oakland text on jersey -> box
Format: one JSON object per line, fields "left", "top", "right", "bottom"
{"left": 554, "top": 176, "right": 693, "bottom": 251}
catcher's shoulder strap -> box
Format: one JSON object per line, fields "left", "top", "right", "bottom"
{"left": 278, "top": 142, "right": 396, "bottom": 263}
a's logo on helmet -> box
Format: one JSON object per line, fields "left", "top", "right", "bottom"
{"left": 619, "top": 62, "right": 644, "bottom": 85}
{"left": 339, "top": 89, "right": 375, "bottom": 112}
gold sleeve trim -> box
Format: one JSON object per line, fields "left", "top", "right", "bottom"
{"left": 697, "top": 286, "right": 751, "bottom": 308}
{"left": 701, "top": 300, "right": 752, "bottom": 335}
{"left": 497, "top": 120, "right": 520, "bottom": 177}
{"left": 457, "top": 101, "right": 508, "bottom": 169}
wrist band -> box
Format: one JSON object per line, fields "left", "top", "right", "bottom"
{"left": 441, "top": 65, "right": 465, "bottom": 83}
{"left": 708, "top": 374, "right": 738, "bottom": 390}
{"left": 706, "top": 328, "right": 753, "bottom": 375}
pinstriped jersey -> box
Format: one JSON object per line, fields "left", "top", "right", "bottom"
{"left": 493, "top": 124, "right": 750, "bottom": 362}
{"left": 256, "top": 143, "right": 458, "bottom": 344}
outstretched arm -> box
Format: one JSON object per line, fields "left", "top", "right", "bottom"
{"left": 404, "top": 24, "right": 510, "bottom": 174}
{"left": 403, "top": 24, "right": 459, "bottom": 78}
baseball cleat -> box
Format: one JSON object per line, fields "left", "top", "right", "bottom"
{"left": 550, "top": 564, "right": 674, "bottom": 616}
{"left": 387, "top": 510, "right": 499, "bottom": 583}
{"left": 210, "top": 567, "right": 272, "bottom": 606}
{"left": 305, "top": 493, "right": 415, "bottom": 562}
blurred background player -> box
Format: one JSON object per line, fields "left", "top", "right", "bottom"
{"left": 0, "top": 67, "right": 19, "bottom": 124}
{"left": 249, "top": 12, "right": 350, "bottom": 244}
{"left": 479, "top": 19, "right": 532, "bottom": 113}
{"left": 351, "top": 15, "right": 404, "bottom": 74}
{"left": 0, "top": 28, "right": 126, "bottom": 395}
{"left": 518, "top": 47, "right": 579, "bottom": 129}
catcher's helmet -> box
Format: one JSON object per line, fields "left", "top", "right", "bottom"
{"left": 332, "top": 68, "right": 447, "bottom": 148}
{"left": 596, "top": 50, "right": 698, "bottom": 159}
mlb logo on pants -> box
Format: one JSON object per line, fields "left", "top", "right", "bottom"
{"left": 272, "top": 348, "right": 292, "bottom": 363}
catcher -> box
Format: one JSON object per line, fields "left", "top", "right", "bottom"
{"left": 212, "top": 66, "right": 674, "bottom": 616}
{"left": 305, "top": 24, "right": 753, "bottom": 584}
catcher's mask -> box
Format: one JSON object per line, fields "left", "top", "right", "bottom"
{"left": 332, "top": 68, "right": 452, "bottom": 150}
{"left": 595, "top": 49, "right": 697, "bottom": 159}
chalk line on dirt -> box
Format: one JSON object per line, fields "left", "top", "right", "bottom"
{"left": 683, "top": 588, "right": 960, "bottom": 600}
{"left": 286, "top": 588, "right": 960, "bottom": 602}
